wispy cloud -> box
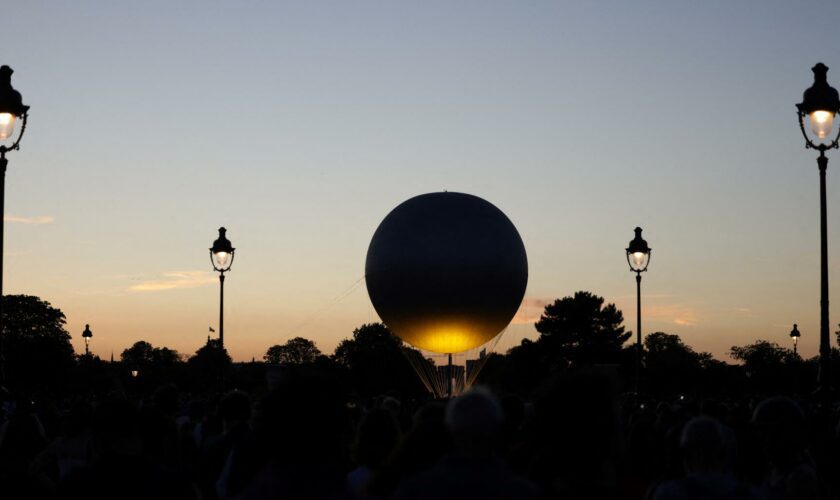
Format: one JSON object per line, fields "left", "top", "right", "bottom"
{"left": 4, "top": 215, "right": 54, "bottom": 224}
{"left": 512, "top": 297, "right": 549, "bottom": 324}
{"left": 645, "top": 303, "right": 699, "bottom": 327}
{"left": 129, "top": 271, "right": 216, "bottom": 292}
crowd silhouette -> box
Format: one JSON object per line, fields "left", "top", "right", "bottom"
{"left": 1, "top": 365, "right": 839, "bottom": 500}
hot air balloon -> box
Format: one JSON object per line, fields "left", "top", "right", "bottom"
{"left": 365, "top": 192, "right": 528, "bottom": 395}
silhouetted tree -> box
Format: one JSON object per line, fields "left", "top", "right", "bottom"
{"left": 333, "top": 323, "right": 424, "bottom": 398}
{"left": 264, "top": 337, "right": 322, "bottom": 365}
{"left": 644, "top": 332, "right": 711, "bottom": 395}
{"left": 187, "top": 337, "right": 231, "bottom": 390}
{"left": 74, "top": 353, "right": 113, "bottom": 395}
{"left": 730, "top": 340, "right": 801, "bottom": 393}
{"left": 120, "top": 340, "right": 154, "bottom": 367}
{"left": 2, "top": 294, "right": 75, "bottom": 392}
{"left": 535, "top": 291, "right": 630, "bottom": 366}
{"left": 154, "top": 347, "right": 182, "bottom": 365}
{"left": 645, "top": 332, "right": 709, "bottom": 366}
{"left": 473, "top": 338, "right": 562, "bottom": 395}
{"left": 120, "top": 340, "right": 182, "bottom": 367}
{"left": 730, "top": 340, "right": 795, "bottom": 367}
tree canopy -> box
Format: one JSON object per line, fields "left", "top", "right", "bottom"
{"left": 535, "top": 291, "right": 631, "bottom": 365}
{"left": 265, "top": 337, "right": 322, "bottom": 365}
{"left": 2, "top": 295, "right": 76, "bottom": 391}
{"left": 645, "top": 332, "right": 711, "bottom": 367}
{"left": 729, "top": 339, "right": 807, "bottom": 394}
{"left": 333, "top": 323, "right": 424, "bottom": 398}
{"left": 730, "top": 340, "right": 796, "bottom": 368}
{"left": 121, "top": 340, "right": 182, "bottom": 367}
{"left": 643, "top": 332, "right": 714, "bottom": 395}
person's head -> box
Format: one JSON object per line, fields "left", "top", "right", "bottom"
{"left": 445, "top": 387, "right": 503, "bottom": 455}
{"left": 380, "top": 396, "right": 401, "bottom": 417}
{"left": 752, "top": 396, "right": 806, "bottom": 466}
{"left": 680, "top": 416, "right": 728, "bottom": 474}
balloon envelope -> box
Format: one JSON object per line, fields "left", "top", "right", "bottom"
{"left": 365, "top": 192, "right": 528, "bottom": 353}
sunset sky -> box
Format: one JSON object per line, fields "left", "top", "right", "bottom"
{"left": 4, "top": 1, "right": 840, "bottom": 362}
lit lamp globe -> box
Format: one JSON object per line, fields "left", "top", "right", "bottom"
{"left": 790, "top": 324, "right": 801, "bottom": 350}
{"left": 0, "top": 65, "right": 28, "bottom": 143}
{"left": 365, "top": 192, "right": 528, "bottom": 354}
{"left": 626, "top": 227, "right": 651, "bottom": 272}
{"left": 798, "top": 63, "right": 840, "bottom": 145}
{"left": 210, "top": 227, "right": 235, "bottom": 272}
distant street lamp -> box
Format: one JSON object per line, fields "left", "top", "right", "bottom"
{"left": 0, "top": 66, "right": 29, "bottom": 384}
{"left": 82, "top": 324, "right": 93, "bottom": 357}
{"left": 626, "top": 227, "right": 651, "bottom": 394}
{"left": 790, "top": 324, "right": 801, "bottom": 356}
{"left": 796, "top": 63, "right": 840, "bottom": 392}
{"left": 210, "top": 227, "right": 235, "bottom": 349}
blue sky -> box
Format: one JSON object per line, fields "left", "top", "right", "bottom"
{"left": 4, "top": 1, "right": 840, "bottom": 360}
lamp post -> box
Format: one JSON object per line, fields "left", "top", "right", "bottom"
{"left": 796, "top": 63, "right": 840, "bottom": 392}
{"left": 0, "top": 66, "right": 29, "bottom": 385}
{"left": 82, "top": 324, "right": 92, "bottom": 357}
{"left": 626, "top": 227, "right": 651, "bottom": 394}
{"left": 210, "top": 227, "right": 235, "bottom": 349}
{"left": 790, "top": 324, "right": 801, "bottom": 356}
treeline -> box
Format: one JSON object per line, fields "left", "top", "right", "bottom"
{"left": 0, "top": 292, "right": 831, "bottom": 400}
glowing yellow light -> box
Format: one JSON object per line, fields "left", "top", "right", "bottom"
{"left": 0, "top": 113, "right": 15, "bottom": 140}
{"left": 630, "top": 251, "right": 649, "bottom": 271}
{"left": 214, "top": 251, "right": 229, "bottom": 267}
{"left": 390, "top": 320, "right": 503, "bottom": 353}
{"left": 813, "top": 110, "right": 832, "bottom": 123}
{"left": 810, "top": 110, "right": 835, "bottom": 139}
{"left": 632, "top": 252, "right": 645, "bottom": 265}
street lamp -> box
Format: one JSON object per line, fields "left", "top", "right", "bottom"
{"left": 790, "top": 323, "right": 801, "bottom": 356}
{"left": 210, "top": 227, "right": 235, "bottom": 349}
{"left": 0, "top": 66, "right": 29, "bottom": 384}
{"left": 82, "top": 324, "right": 93, "bottom": 357}
{"left": 796, "top": 63, "right": 840, "bottom": 392}
{"left": 626, "top": 227, "right": 651, "bottom": 394}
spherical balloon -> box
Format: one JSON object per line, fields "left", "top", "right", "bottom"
{"left": 365, "top": 192, "right": 528, "bottom": 354}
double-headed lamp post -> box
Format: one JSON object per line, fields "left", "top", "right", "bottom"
{"left": 790, "top": 324, "right": 801, "bottom": 356}
{"left": 626, "top": 227, "right": 651, "bottom": 394}
{"left": 797, "top": 63, "right": 840, "bottom": 392}
{"left": 82, "top": 324, "right": 93, "bottom": 357}
{"left": 210, "top": 227, "right": 235, "bottom": 349}
{"left": 0, "top": 66, "right": 29, "bottom": 384}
